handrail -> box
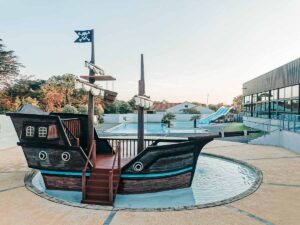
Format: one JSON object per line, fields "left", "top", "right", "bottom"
{"left": 82, "top": 140, "right": 96, "bottom": 201}
{"left": 62, "top": 122, "right": 79, "bottom": 146}
{"left": 108, "top": 141, "right": 121, "bottom": 203}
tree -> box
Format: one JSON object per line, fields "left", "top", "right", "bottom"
{"left": 48, "top": 74, "right": 76, "bottom": 105}
{"left": 182, "top": 107, "right": 200, "bottom": 114}
{"left": 40, "top": 82, "right": 64, "bottom": 112}
{"left": 117, "top": 100, "right": 133, "bottom": 114}
{"left": 161, "top": 112, "right": 176, "bottom": 128}
{"left": 62, "top": 104, "right": 78, "bottom": 114}
{"left": 232, "top": 95, "right": 243, "bottom": 113}
{"left": 0, "top": 39, "right": 23, "bottom": 87}
{"left": 6, "top": 75, "right": 45, "bottom": 100}
{"left": 208, "top": 103, "right": 224, "bottom": 111}
{"left": 190, "top": 115, "right": 201, "bottom": 128}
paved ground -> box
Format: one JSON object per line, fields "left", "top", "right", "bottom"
{"left": 0, "top": 141, "right": 299, "bottom": 225}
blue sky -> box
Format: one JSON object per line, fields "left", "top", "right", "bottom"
{"left": 2, "top": 0, "right": 300, "bottom": 104}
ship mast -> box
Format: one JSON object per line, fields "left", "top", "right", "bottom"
{"left": 137, "top": 54, "right": 145, "bottom": 153}
{"left": 87, "top": 29, "right": 95, "bottom": 148}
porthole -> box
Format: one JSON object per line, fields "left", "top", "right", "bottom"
{"left": 39, "top": 151, "right": 47, "bottom": 160}
{"left": 133, "top": 162, "right": 143, "bottom": 172}
{"left": 61, "top": 152, "right": 71, "bottom": 162}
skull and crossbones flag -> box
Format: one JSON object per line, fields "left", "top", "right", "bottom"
{"left": 74, "top": 30, "right": 93, "bottom": 43}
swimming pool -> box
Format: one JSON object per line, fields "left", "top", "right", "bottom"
{"left": 105, "top": 122, "right": 208, "bottom": 134}
{"left": 31, "top": 154, "right": 261, "bottom": 210}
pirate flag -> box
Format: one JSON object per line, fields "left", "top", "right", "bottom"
{"left": 74, "top": 30, "right": 93, "bottom": 43}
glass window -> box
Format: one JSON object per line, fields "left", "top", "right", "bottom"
{"left": 25, "top": 126, "right": 35, "bottom": 137}
{"left": 270, "top": 90, "right": 278, "bottom": 100}
{"left": 278, "top": 100, "right": 285, "bottom": 112}
{"left": 47, "top": 125, "right": 58, "bottom": 139}
{"left": 244, "top": 96, "right": 251, "bottom": 104}
{"left": 285, "top": 86, "right": 292, "bottom": 99}
{"left": 252, "top": 94, "right": 257, "bottom": 103}
{"left": 271, "top": 102, "right": 278, "bottom": 111}
{"left": 292, "top": 100, "right": 299, "bottom": 113}
{"left": 38, "top": 127, "right": 48, "bottom": 138}
{"left": 279, "top": 88, "right": 285, "bottom": 99}
{"left": 292, "top": 85, "right": 299, "bottom": 98}
{"left": 257, "top": 93, "right": 262, "bottom": 102}
{"left": 285, "top": 100, "right": 292, "bottom": 112}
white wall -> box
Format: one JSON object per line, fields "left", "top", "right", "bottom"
{"left": 0, "top": 115, "right": 18, "bottom": 149}
{"left": 103, "top": 113, "right": 211, "bottom": 123}
{"left": 243, "top": 116, "right": 280, "bottom": 132}
{"left": 250, "top": 130, "right": 300, "bottom": 154}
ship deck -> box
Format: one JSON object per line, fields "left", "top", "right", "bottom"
{"left": 95, "top": 154, "right": 133, "bottom": 169}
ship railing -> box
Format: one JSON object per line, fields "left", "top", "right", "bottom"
{"left": 61, "top": 118, "right": 81, "bottom": 146}
{"left": 108, "top": 141, "right": 121, "bottom": 204}
{"left": 82, "top": 140, "right": 96, "bottom": 201}
{"left": 99, "top": 137, "right": 186, "bottom": 158}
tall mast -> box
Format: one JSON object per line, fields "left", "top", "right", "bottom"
{"left": 88, "top": 29, "right": 95, "bottom": 147}
{"left": 137, "top": 54, "right": 145, "bottom": 153}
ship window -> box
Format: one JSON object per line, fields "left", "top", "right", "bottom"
{"left": 38, "top": 127, "right": 48, "bottom": 138}
{"left": 25, "top": 126, "right": 35, "bottom": 137}
{"left": 47, "top": 125, "right": 58, "bottom": 139}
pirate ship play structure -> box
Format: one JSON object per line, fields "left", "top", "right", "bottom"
{"left": 7, "top": 30, "right": 258, "bottom": 206}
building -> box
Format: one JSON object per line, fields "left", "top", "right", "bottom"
{"left": 152, "top": 101, "right": 214, "bottom": 114}
{"left": 243, "top": 58, "right": 300, "bottom": 119}
{"left": 242, "top": 58, "right": 300, "bottom": 154}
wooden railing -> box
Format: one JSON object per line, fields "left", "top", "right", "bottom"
{"left": 82, "top": 140, "right": 96, "bottom": 201}
{"left": 62, "top": 118, "right": 81, "bottom": 146}
{"left": 109, "top": 141, "right": 121, "bottom": 204}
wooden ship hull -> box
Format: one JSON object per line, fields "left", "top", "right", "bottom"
{"left": 119, "top": 139, "right": 212, "bottom": 194}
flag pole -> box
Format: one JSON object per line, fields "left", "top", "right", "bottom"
{"left": 88, "top": 29, "right": 95, "bottom": 148}
{"left": 137, "top": 54, "right": 145, "bottom": 153}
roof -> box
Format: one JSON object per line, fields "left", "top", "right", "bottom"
{"left": 152, "top": 101, "right": 180, "bottom": 112}
{"left": 243, "top": 57, "right": 300, "bottom": 95}
{"left": 17, "top": 104, "right": 48, "bottom": 115}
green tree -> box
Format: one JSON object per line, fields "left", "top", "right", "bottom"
{"left": 62, "top": 104, "right": 78, "bottom": 114}
{"left": 117, "top": 100, "right": 133, "bottom": 114}
{"left": 190, "top": 114, "right": 201, "bottom": 128}
{"left": 182, "top": 107, "right": 200, "bottom": 114}
{"left": 161, "top": 112, "right": 176, "bottom": 128}
{"left": 232, "top": 95, "right": 243, "bottom": 113}
{"left": 0, "top": 39, "right": 23, "bottom": 87}
{"left": 77, "top": 105, "right": 88, "bottom": 114}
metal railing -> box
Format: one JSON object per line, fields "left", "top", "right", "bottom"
{"left": 103, "top": 137, "right": 157, "bottom": 158}
{"left": 279, "top": 114, "right": 300, "bottom": 133}
{"left": 100, "top": 137, "right": 187, "bottom": 158}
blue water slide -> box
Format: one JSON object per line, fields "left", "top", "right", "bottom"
{"left": 198, "top": 106, "right": 232, "bottom": 124}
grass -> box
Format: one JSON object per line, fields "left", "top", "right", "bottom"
{"left": 224, "top": 122, "right": 265, "bottom": 139}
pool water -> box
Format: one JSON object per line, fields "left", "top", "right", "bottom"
{"left": 32, "top": 154, "right": 258, "bottom": 209}
{"left": 105, "top": 122, "right": 208, "bottom": 134}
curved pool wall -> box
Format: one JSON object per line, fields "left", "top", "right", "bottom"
{"left": 25, "top": 153, "right": 262, "bottom": 211}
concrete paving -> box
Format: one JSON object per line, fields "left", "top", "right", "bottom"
{"left": 0, "top": 141, "right": 299, "bottom": 225}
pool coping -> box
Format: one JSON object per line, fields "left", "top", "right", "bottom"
{"left": 24, "top": 152, "right": 263, "bottom": 212}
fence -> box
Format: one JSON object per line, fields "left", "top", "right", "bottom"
{"left": 279, "top": 114, "right": 300, "bottom": 133}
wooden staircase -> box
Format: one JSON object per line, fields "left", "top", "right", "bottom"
{"left": 81, "top": 141, "right": 121, "bottom": 206}
{"left": 82, "top": 168, "right": 120, "bottom": 205}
